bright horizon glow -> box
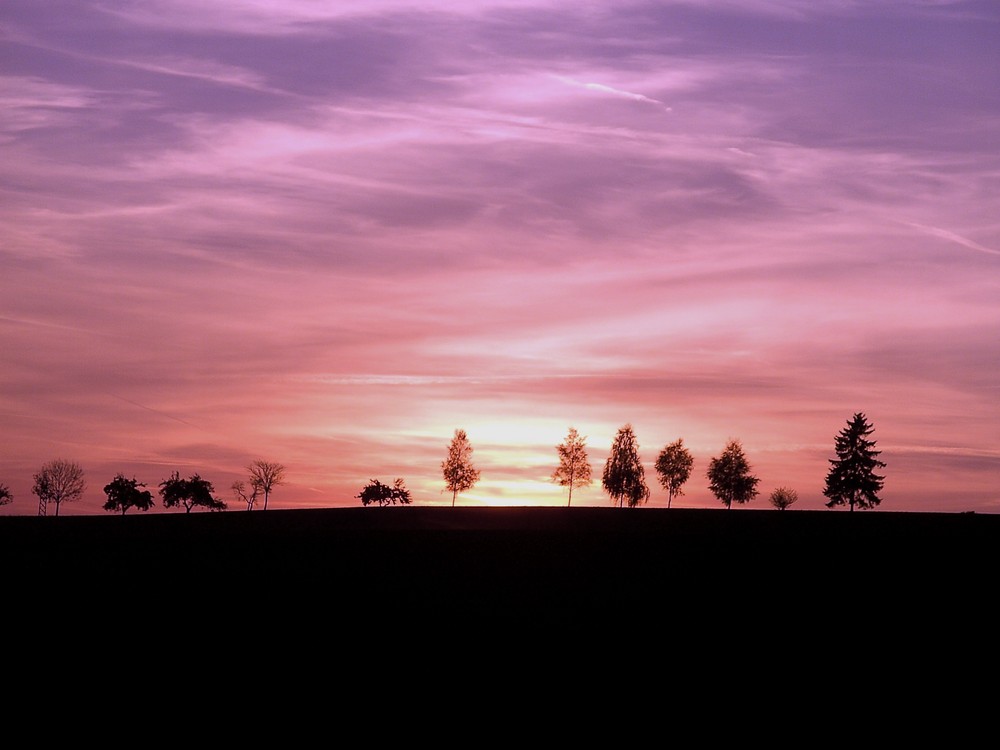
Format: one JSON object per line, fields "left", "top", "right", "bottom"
{"left": 1, "top": 1, "right": 998, "bottom": 514}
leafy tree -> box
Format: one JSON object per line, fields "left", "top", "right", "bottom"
{"left": 823, "top": 412, "right": 886, "bottom": 512}
{"left": 769, "top": 487, "right": 798, "bottom": 511}
{"left": 442, "top": 429, "right": 480, "bottom": 506}
{"left": 654, "top": 438, "right": 694, "bottom": 508}
{"left": 158, "top": 472, "right": 227, "bottom": 513}
{"left": 552, "top": 427, "right": 593, "bottom": 506}
{"left": 32, "top": 459, "right": 86, "bottom": 516}
{"left": 102, "top": 474, "right": 155, "bottom": 515}
{"left": 0, "top": 482, "right": 11, "bottom": 507}
{"left": 231, "top": 480, "right": 259, "bottom": 511}
{"left": 602, "top": 424, "right": 649, "bottom": 508}
{"left": 707, "top": 440, "right": 759, "bottom": 510}
{"left": 357, "top": 478, "right": 412, "bottom": 507}
{"left": 247, "top": 459, "right": 286, "bottom": 511}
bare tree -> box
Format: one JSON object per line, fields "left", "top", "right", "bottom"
{"left": 232, "top": 480, "right": 259, "bottom": 511}
{"left": 32, "top": 459, "right": 86, "bottom": 516}
{"left": 442, "top": 429, "right": 480, "bottom": 506}
{"left": 552, "top": 427, "right": 593, "bottom": 506}
{"left": 248, "top": 460, "right": 286, "bottom": 511}
{"left": 654, "top": 438, "right": 694, "bottom": 508}
{"left": 769, "top": 487, "right": 798, "bottom": 511}
{"left": 0, "top": 482, "right": 12, "bottom": 507}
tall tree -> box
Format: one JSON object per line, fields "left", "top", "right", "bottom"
{"left": 102, "top": 474, "right": 155, "bottom": 515}
{"left": 552, "top": 427, "right": 593, "bottom": 507}
{"left": 357, "top": 478, "right": 412, "bottom": 507}
{"left": 442, "top": 429, "right": 480, "bottom": 506}
{"left": 32, "top": 459, "right": 86, "bottom": 516}
{"left": 159, "top": 472, "right": 227, "bottom": 513}
{"left": 823, "top": 412, "right": 886, "bottom": 512}
{"left": 0, "top": 482, "right": 11, "bottom": 507}
{"left": 602, "top": 424, "right": 649, "bottom": 508}
{"left": 654, "top": 438, "right": 694, "bottom": 508}
{"left": 707, "top": 440, "right": 759, "bottom": 510}
{"left": 248, "top": 460, "right": 286, "bottom": 511}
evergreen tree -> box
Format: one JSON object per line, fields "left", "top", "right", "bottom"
{"left": 442, "top": 429, "right": 480, "bottom": 506}
{"left": 552, "top": 427, "right": 593, "bottom": 506}
{"left": 707, "top": 440, "right": 759, "bottom": 509}
{"left": 654, "top": 438, "right": 694, "bottom": 508}
{"left": 823, "top": 412, "right": 886, "bottom": 511}
{"left": 602, "top": 424, "right": 649, "bottom": 508}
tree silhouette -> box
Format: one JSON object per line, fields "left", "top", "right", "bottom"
{"left": 231, "top": 480, "right": 259, "bottom": 511}
{"left": 102, "top": 474, "right": 155, "bottom": 515}
{"left": 159, "top": 472, "right": 227, "bottom": 513}
{"left": 552, "top": 427, "right": 593, "bottom": 506}
{"left": 654, "top": 438, "right": 694, "bottom": 508}
{"left": 32, "top": 459, "right": 85, "bottom": 516}
{"left": 357, "top": 478, "right": 412, "bottom": 506}
{"left": 823, "top": 413, "right": 886, "bottom": 511}
{"left": 707, "top": 440, "right": 759, "bottom": 509}
{"left": 0, "top": 482, "right": 11, "bottom": 507}
{"left": 247, "top": 460, "right": 286, "bottom": 511}
{"left": 769, "top": 487, "right": 798, "bottom": 511}
{"left": 442, "top": 429, "right": 480, "bottom": 506}
{"left": 602, "top": 424, "right": 649, "bottom": 508}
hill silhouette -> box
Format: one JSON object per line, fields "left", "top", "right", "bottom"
{"left": 4, "top": 507, "right": 996, "bottom": 635}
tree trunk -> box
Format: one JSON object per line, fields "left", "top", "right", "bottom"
{"left": 567, "top": 484, "right": 572, "bottom": 507}
{"left": 452, "top": 489, "right": 457, "bottom": 507}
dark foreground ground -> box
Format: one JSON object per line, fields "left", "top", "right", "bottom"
{"left": 4, "top": 506, "right": 997, "bottom": 635}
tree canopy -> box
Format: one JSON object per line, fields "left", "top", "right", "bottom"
{"left": 823, "top": 412, "right": 886, "bottom": 511}
{"left": 442, "top": 429, "right": 480, "bottom": 506}
{"left": 707, "top": 440, "right": 759, "bottom": 509}
{"left": 32, "top": 459, "right": 86, "bottom": 516}
{"left": 0, "top": 483, "right": 11, "bottom": 507}
{"left": 159, "top": 472, "right": 227, "bottom": 513}
{"left": 552, "top": 427, "right": 593, "bottom": 506}
{"left": 602, "top": 424, "right": 649, "bottom": 508}
{"left": 654, "top": 438, "right": 694, "bottom": 508}
{"left": 103, "top": 474, "right": 155, "bottom": 515}
{"left": 769, "top": 487, "right": 798, "bottom": 511}
{"left": 247, "top": 460, "right": 286, "bottom": 511}
{"left": 357, "top": 478, "right": 412, "bottom": 506}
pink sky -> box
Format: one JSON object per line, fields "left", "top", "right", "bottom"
{"left": 2, "top": 0, "right": 998, "bottom": 514}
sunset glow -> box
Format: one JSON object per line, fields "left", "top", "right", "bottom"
{"left": 2, "top": 1, "right": 998, "bottom": 514}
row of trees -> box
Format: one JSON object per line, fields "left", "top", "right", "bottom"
{"left": 438, "top": 412, "right": 885, "bottom": 511}
{"left": 14, "top": 459, "right": 286, "bottom": 515}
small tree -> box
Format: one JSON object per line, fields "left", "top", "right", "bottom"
{"left": 552, "top": 427, "right": 593, "bottom": 506}
{"left": 769, "top": 487, "right": 798, "bottom": 511}
{"left": 707, "top": 440, "right": 759, "bottom": 510}
{"left": 159, "top": 472, "right": 227, "bottom": 513}
{"left": 823, "top": 412, "right": 886, "bottom": 511}
{"left": 102, "top": 474, "right": 155, "bottom": 515}
{"left": 247, "top": 460, "right": 286, "bottom": 511}
{"left": 442, "top": 429, "right": 480, "bottom": 506}
{"left": 32, "top": 459, "right": 86, "bottom": 516}
{"left": 0, "top": 482, "right": 11, "bottom": 507}
{"left": 654, "top": 438, "right": 694, "bottom": 508}
{"left": 358, "top": 478, "right": 412, "bottom": 507}
{"left": 231, "top": 480, "right": 259, "bottom": 511}
{"left": 602, "top": 424, "right": 649, "bottom": 508}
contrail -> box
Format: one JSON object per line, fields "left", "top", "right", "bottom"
{"left": 109, "top": 393, "right": 204, "bottom": 430}
{"left": 903, "top": 221, "right": 1000, "bottom": 257}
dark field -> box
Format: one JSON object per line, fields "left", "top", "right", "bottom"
{"left": 4, "top": 507, "right": 997, "bottom": 636}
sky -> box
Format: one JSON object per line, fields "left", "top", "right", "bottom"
{"left": 1, "top": 0, "right": 998, "bottom": 515}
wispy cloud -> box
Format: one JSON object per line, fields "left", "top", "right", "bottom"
{"left": 552, "top": 74, "right": 671, "bottom": 108}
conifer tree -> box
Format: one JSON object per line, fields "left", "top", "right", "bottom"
{"left": 823, "top": 412, "right": 886, "bottom": 511}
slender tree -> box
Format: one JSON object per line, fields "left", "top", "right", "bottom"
{"left": 823, "top": 412, "right": 886, "bottom": 511}
{"left": 248, "top": 460, "right": 286, "bottom": 511}
{"left": 602, "top": 424, "right": 649, "bottom": 508}
{"left": 769, "top": 487, "right": 798, "bottom": 511}
{"left": 32, "top": 459, "right": 86, "bottom": 516}
{"left": 159, "top": 472, "right": 227, "bottom": 513}
{"left": 654, "top": 438, "right": 694, "bottom": 508}
{"left": 357, "top": 478, "right": 412, "bottom": 506}
{"left": 707, "top": 440, "right": 759, "bottom": 509}
{"left": 552, "top": 427, "right": 593, "bottom": 506}
{"left": 231, "top": 480, "right": 259, "bottom": 511}
{"left": 442, "top": 429, "right": 480, "bottom": 506}
{"left": 0, "top": 482, "right": 11, "bottom": 507}
{"left": 103, "top": 474, "right": 155, "bottom": 515}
